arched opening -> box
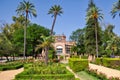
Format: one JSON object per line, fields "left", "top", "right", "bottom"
{"left": 56, "top": 46, "right": 63, "bottom": 54}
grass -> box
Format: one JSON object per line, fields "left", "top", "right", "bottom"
{"left": 77, "top": 71, "right": 100, "bottom": 80}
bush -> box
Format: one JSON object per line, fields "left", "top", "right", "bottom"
{"left": 69, "top": 58, "right": 88, "bottom": 72}
{"left": 86, "top": 69, "right": 108, "bottom": 80}
{"left": 102, "top": 58, "right": 120, "bottom": 68}
{"left": 95, "top": 58, "right": 120, "bottom": 70}
{"left": 75, "top": 78, "right": 80, "bottom": 80}
{"left": 15, "top": 73, "right": 75, "bottom": 80}
{"left": 96, "top": 58, "right": 103, "bottom": 65}
{"left": 15, "top": 62, "right": 75, "bottom": 80}
{"left": 0, "top": 62, "right": 23, "bottom": 71}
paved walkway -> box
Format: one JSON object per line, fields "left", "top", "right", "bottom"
{"left": 0, "top": 68, "right": 24, "bottom": 80}
{"left": 89, "top": 63, "right": 120, "bottom": 79}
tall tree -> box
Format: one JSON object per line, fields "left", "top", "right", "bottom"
{"left": 27, "top": 24, "right": 50, "bottom": 58}
{"left": 16, "top": 0, "right": 37, "bottom": 59}
{"left": 70, "top": 28, "right": 86, "bottom": 55}
{"left": 48, "top": 5, "right": 63, "bottom": 35}
{"left": 86, "top": 0, "right": 103, "bottom": 58}
{"left": 0, "top": 34, "right": 13, "bottom": 61}
{"left": 111, "top": 0, "right": 120, "bottom": 18}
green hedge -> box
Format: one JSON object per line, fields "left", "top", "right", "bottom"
{"left": 86, "top": 69, "right": 107, "bottom": 80}
{"left": 96, "top": 58, "right": 103, "bottom": 65}
{"left": 69, "top": 58, "right": 88, "bottom": 72}
{"left": 95, "top": 58, "right": 120, "bottom": 69}
{"left": 15, "top": 73, "right": 75, "bottom": 80}
{"left": 0, "top": 62, "right": 23, "bottom": 71}
{"left": 15, "top": 63, "right": 75, "bottom": 80}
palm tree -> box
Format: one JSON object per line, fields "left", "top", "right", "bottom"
{"left": 16, "top": 0, "right": 37, "bottom": 60}
{"left": 87, "top": 0, "right": 103, "bottom": 58}
{"left": 35, "top": 36, "right": 54, "bottom": 65}
{"left": 48, "top": 5, "right": 63, "bottom": 35}
{"left": 111, "top": 0, "right": 120, "bottom": 18}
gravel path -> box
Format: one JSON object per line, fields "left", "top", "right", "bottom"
{"left": 0, "top": 68, "right": 24, "bottom": 80}
{"left": 89, "top": 63, "right": 120, "bottom": 79}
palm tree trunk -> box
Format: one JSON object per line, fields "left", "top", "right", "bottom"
{"left": 95, "top": 19, "right": 98, "bottom": 58}
{"left": 45, "top": 47, "right": 49, "bottom": 65}
{"left": 51, "top": 14, "right": 57, "bottom": 35}
{"left": 23, "top": 12, "right": 28, "bottom": 60}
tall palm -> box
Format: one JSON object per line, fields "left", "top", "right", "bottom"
{"left": 48, "top": 5, "right": 63, "bottom": 35}
{"left": 111, "top": 0, "right": 120, "bottom": 18}
{"left": 16, "top": 0, "right": 37, "bottom": 60}
{"left": 87, "top": 0, "right": 103, "bottom": 58}
{"left": 35, "top": 36, "right": 54, "bottom": 65}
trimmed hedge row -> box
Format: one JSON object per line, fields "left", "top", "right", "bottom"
{"left": 69, "top": 58, "right": 88, "bottom": 72}
{"left": 0, "top": 62, "right": 23, "bottom": 71}
{"left": 15, "top": 72, "right": 75, "bottom": 80}
{"left": 15, "top": 63, "right": 75, "bottom": 80}
{"left": 95, "top": 58, "right": 120, "bottom": 69}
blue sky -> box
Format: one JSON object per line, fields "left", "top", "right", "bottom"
{"left": 0, "top": 0, "right": 119, "bottom": 40}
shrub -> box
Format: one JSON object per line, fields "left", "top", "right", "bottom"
{"left": 75, "top": 78, "right": 80, "bottom": 80}
{"left": 81, "top": 56, "right": 88, "bottom": 59}
{"left": 96, "top": 58, "right": 103, "bottom": 65}
{"left": 0, "top": 62, "right": 23, "bottom": 71}
{"left": 102, "top": 58, "right": 120, "bottom": 68}
{"left": 95, "top": 58, "right": 120, "bottom": 70}
{"left": 15, "top": 62, "right": 75, "bottom": 80}
{"left": 15, "top": 73, "right": 75, "bottom": 80}
{"left": 69, "top": 58, "right": 88, "bottom": 72}
{"left": 109, "top": 77, "right": 120, "bottom": 80}
{"left": 86, "top": 68, "right": 108, "bottom": 80}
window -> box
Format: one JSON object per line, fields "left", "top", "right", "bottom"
{"left": 65, "top": 45, "right": 71, "bottom": 54}
{"left": 56, "top": 46, "right": 63, "bottom": 54}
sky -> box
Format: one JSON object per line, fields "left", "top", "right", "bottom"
{"left": 0, "top": 0, "right": 120, "bottom": 40}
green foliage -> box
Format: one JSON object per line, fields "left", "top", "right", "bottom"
{"left": 95, "top": 58, "right": 120, "bottom": 70}
{"left": 86, "top": 69, "right": 107, "bottom": 80}
{"left": 69, "top": 28, "right": 86, "bottom": 55}
{"left": 85, "top": 0, "right": 103, "bottom": 56}
{"left": 95, "top": 58, "right": 103, "bottom": 65}
{"left": 109, "top": 77, "right": 120, "bottom": 80}
{"left": 75, "top": 78, "right": 80, "bottom": 80}
{"left": 111, "top": 0, "right": 120, "bottom": 18}
{"left": 0, "top": 62, "right": 23, "bottom": 71}
{"left": 69, "top": 58, "right": 88, "bottom": 72}
{"left": 77, "top": 71, "right": 98, "bottom": 80}
{"left": 13, "top": 24, "right": 50, "bottom": 56}
{"left": 102, "top": 58, "right": 120, "bottom": 69}
{"left": 48, "top": 5, "right": 63, "bottom": 35}
{"left": 15, "top": 62, "right": 75, "bottom": 80}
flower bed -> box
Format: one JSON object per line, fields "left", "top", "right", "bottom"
{"left": 15, "top": 62, "right": 75, "bottom": 80}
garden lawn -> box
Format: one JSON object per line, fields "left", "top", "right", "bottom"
{"left": 77, "top": 71, "right": 100, "bottom": 80}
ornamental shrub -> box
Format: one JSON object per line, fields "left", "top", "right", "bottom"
{"left": 15, "top": 62, "right": 75, "bottom": 80}
{"left": 0, "top": 62, "right": 23, "bottom": 71}
{"left": 69, "top": 58, "right": 88, "bottom": 72}
{"left": 102, "top": 58, "right": 120, "bottom": 69}
{"left": 95, "top": 58, "right": 120, "bottom": 70}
